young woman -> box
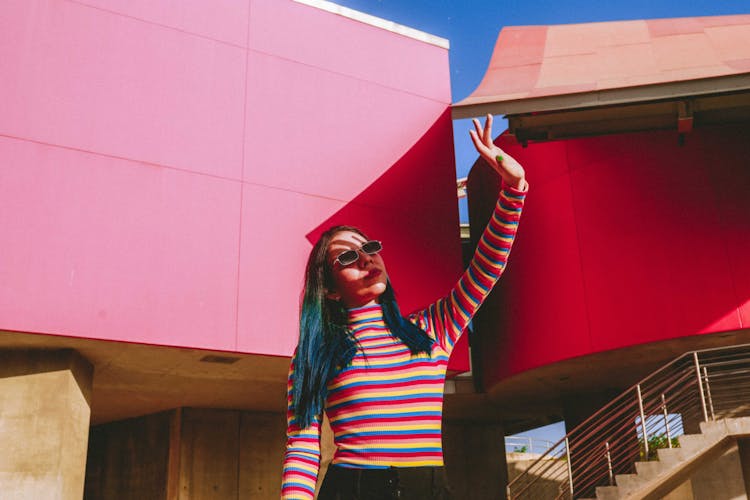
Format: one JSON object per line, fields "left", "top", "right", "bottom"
{"left": 281, "top": 115, "right": 528, "bottom": 499}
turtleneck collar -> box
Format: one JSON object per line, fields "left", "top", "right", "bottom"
{"left": 347, "top": 303, "right": 384, "bottom": 326}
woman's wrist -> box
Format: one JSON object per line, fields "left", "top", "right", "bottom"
{"left": 503, "top": 177, "right": 528, "bottom": 193}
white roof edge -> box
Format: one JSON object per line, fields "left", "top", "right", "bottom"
{"left": 292, "top": 0, "right": 450, "bottom": 49}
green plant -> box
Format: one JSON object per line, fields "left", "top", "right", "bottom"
{"left": 640, "top": 434, "right": 680, "bottom": 461}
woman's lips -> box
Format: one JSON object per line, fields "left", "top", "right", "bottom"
{"left": 365, "top": 269, "right": 382, "bottom": 280}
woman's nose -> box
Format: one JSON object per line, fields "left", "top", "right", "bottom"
{"left": 358, "top": 250, "right": 374, "bottom": 266}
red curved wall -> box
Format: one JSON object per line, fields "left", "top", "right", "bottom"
{"left": 468, "top": 124, "right": 750, "bottom": 388}
{"left": 0, "top": 0, "right": 467, "bottom": 369}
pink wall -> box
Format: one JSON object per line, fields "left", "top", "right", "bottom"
{"left": 0, "top": 0, "right": 466, "bottom": 368}
{"left": 468, "top": 123, "right": 750, "bottom": 388}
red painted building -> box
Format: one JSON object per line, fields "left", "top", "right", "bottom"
{"left": 454, "top": 15, "right": 750, "bottom": 433}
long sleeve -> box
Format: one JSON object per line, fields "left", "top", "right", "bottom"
{"left": 412, "top": 182, "right": 526, "bottom": 354}
{"left": 280, "top": 358, "right": 322, "bottom": 500}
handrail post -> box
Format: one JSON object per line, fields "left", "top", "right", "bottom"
{"left": 566, "top": 437, "right": 573, "bottom": 498}
{"left": 606, "top": 441, "right": 614, "bottom": 485}
{"left": 703, "top": 366, "right": 715, "bottom": 421}
{"left": 637, "top": 384, "right": 649, "bottom": 458}
{"left": 694, "top": 352, "right": 709, "bottom": 422}
{"left": 662, "top": 394, "right": 672, "bottom": 448}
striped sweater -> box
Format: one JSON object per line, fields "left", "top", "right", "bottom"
{"left": 281, "top": 184, "right": 526, "bottom": 499}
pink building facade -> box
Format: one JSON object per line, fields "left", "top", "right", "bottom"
{"left": 0, "top": 1, "right": 473, "bottom": 498}
{"left": 0, "top": 0, "right": 463, "bottom": 363}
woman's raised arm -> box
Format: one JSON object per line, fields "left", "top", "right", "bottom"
{"left": 410, "top": 114, "right": 527, "bottom": 353}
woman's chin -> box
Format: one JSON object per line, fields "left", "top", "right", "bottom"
{"left": 371, "top": 282, "right": 387, "bottom": 296}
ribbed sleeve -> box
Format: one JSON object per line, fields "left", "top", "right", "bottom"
{"left": 413, "top": 182, "right": 526, "bottom": 354}
{"left": 281, "top": 358, "right": 321, "bottom": 500}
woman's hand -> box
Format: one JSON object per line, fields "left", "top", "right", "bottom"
{"left": 469, "top": 114, "right": 527, "bottom": 190}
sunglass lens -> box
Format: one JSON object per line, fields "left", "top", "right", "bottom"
{"left": 336, "top": 250, "right": 359, "bottom": 266}
{"left": 362, "top": 240, "right": 382, "bottom": 255}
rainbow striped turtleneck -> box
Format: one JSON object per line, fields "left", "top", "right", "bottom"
{"left": 281, "top": 183, "right": 526, "bottom": 499}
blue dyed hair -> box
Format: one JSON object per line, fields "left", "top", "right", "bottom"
{"left": 290, "top": 225, "right": 434, "bottom": 428}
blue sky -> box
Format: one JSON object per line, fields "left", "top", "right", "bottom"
{"left": 332, "top": 0, "right": 749, "bottom": 446}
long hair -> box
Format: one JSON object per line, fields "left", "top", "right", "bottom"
{"left": 290, "top": 225, "right": 434, "bottom": 428}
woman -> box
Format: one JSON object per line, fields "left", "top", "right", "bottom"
{"left": 281, "top": 115, "right": 528, "bottom": 499}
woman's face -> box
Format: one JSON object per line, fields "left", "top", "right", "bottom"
{"left": 326, "top": 230, "right": 388, "bottom": 309}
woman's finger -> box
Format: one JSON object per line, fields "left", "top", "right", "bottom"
{"left": 482, "top": 114, "right": 493, "bottom": 145}
{"left": 472, "top": 118, "right": 483, "bottom": 139}
{"left": 469, "top": 129, "right": 485, "bottom": 154}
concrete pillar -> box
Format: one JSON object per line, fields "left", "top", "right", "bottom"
{"left": 442, "top": 420, "right": 507, "bottom": 500}
{"left": 0, "top": 349, "right": 93, "bottom": 500}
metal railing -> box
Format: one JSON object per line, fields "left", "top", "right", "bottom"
{"left": 506, "top": 436, "right": 556, "bottom": 455}
{"left": 507, "top": 343, "right": 750, "bottom": 499}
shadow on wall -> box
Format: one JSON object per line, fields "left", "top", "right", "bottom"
{"left": 305, "top": 108, "right": 469, "bottom": 371}
{"left": 467, "top": 123, "right": 750, "bottom": 385}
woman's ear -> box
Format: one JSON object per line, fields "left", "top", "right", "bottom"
{"left": 325, "top": 289, "right": 340, "bottom": 301}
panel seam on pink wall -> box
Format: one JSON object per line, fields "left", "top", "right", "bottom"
{"left": 247, "top": 47, "right": 450, "bottom": 105}
{"left": 0, "top": 133, "right": 243, "bottom": 184}
{"left": 234, "top": 0, "right": 255, "bottom": 350}
{"left": 65, "top": 0, "right": 248, "bottom": 49}
{"left": 2, "top": 132, "right": 448, "bottom": 212}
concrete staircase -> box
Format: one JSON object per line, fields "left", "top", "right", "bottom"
{"left": 579, "top": 417, "right": 750, "bottom": 500}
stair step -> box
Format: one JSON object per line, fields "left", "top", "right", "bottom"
{"left": 656, "top": 446, "right": 689, "bottom": 467}
{"left": 677, "top": 433, "right": 707, "bottom": 453}
{"left": 634, "top": 460, "right": 663, "bottom": 481}
{"left": 699, "top": 419, "right": 726, "bottom": 435}
{"left": 701, "top": 416, "right": 750, "bottom": 436}
{"left": 614, "top": 473, "right": 640, "bottom": 493}
{"left": 595, "top": 485, "right": 620, "bottom": 500}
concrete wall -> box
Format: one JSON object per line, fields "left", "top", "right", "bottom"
{"left": 0, "top": 350, "right": 93, "bottom": 500}
{"left": 443, "top": 421, "right": 507, "bottom": 499}
{"left": 689, "top": 442, "right": 748, "bottom": 500}
{"left": 84, "top": 408, "right": 287, "bottom": 500}
{"left": 84, "top": 411, "right": 173, "bottom": 499}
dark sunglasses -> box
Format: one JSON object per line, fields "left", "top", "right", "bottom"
{"left": 333, "top": 240, "right": 383, "bottom": 267}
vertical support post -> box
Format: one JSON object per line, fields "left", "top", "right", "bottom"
{"left": 566, "top": 437, "right": 574, "bottom": 498}
{"left": 702, "top": 367, "right": 715, "bottom": 421}
{"left": 605, "top": 441, "right": 614, "bottom": 486}
{"left": 637, "top": 385, "right": 649, "bottom": 458}
{"left": 662, "top": 394, "right": 672, "bottom": 448}
{"left": 528, "top": 437, "right": 533, "bottom": 454}
{"left": 694, "top": 352, "right": 709, "bottom": 423}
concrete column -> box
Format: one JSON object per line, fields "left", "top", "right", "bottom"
{"left": 443, "top": 420, "right": 507, "bottom": 500}
{"left": 0, "top": 349, "right": 93, "bottom": 500}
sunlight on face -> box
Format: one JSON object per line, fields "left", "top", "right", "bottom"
{"left": 326, "top": 231, "right": 388, "bottom": 308}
